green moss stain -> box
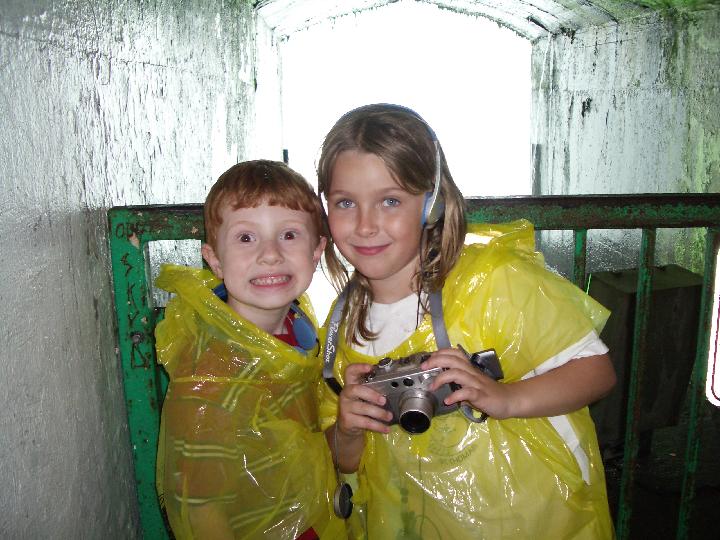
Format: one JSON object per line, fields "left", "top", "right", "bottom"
{"left": 632, "top": 0, "right": 718, "bottom": 9}
{"left": 672, "top": 228, "right": 707, "bottom": 274}
{"left": 681, "top": 113, "right": 720, "bottom": 203}
{"left": 672, "top": 8, "right": 720, "bottom": 271}
{"left": 676, "top": 10, "right": 720, "bottom": 194}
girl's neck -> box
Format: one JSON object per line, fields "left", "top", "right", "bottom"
{"left": 367, "top": 255, "right": 420, "bottom": 304}
{"left": 370, "top": 281, "right": 417, "bottom": 304}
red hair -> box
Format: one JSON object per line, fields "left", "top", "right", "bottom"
{"left": 204, "top": 160, "right": 326, "bottom": 248}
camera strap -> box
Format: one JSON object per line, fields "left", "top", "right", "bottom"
{"left": 323, "top": 283, "right": 450, "bottom": 394}
{"left": 322, "top": 283, "right": 352, "bottom": 394}
{"left": 429, "top": 288, "right": 451, "bottom": 349}
{"left": 430, "top": 290, "right": 486, "bottom": 423}
{"left": 323, "top": 285, "right": 354, "bottom": 519}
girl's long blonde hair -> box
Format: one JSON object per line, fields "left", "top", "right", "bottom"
{"left": 317, "top": 104, "right": 467, "bottom": 345}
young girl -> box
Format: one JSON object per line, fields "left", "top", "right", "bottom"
{"left": 317, "top": 104, "right": 617, "bottom": 539}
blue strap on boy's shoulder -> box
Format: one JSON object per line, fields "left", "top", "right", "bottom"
{"left": 212, "top": 282, "right": 228, "bottom": 302}
{"left": 289, "top": 302, "right": 319, "bottom": 353}
{"left": 212, "top": 282, "right": 317, "bottom": 354}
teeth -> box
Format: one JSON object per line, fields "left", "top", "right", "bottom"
{"left": 251, "top": 275, "right": 290, "bottom": 286}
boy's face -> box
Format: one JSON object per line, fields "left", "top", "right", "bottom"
{"left": 202, "top": 202, "right": 326, "bottom": 331}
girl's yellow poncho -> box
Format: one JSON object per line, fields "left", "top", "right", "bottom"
{"left": 319, "top": 221, "right": 615, "bottom": 540}
{"left": 155, "top": 264, "right": 344, "bottom": 540}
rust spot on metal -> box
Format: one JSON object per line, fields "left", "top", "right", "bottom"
{"left": 129, "top": 233, "right": 140, "bottom": 249}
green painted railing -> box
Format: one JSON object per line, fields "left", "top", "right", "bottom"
{"left": 109, "top": 194, "right": 720, "bottom": 539}
{"left": 109, "top": 205, "right": 204, "bottom": 539}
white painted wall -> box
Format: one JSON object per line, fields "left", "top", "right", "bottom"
{"left": 531, "top": 7, "right": 720, "bottom": 274}
{"left": 532, "top": 9, "right": 720, "bottom": 196}
{"left": 0, "top": 1, "right": 281, "bottom": 537}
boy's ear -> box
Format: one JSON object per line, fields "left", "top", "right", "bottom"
{"left": 201, "top": 243, "right": 223, "bottom": 279}
{"left": 313, "top": 236, "right": 327, "bottom": 266}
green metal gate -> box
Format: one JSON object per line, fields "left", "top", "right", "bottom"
{"left": 109, "top": 193, "right": 720, "bottom": 539}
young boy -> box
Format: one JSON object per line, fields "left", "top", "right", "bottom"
{"left": 154, "top": 160, "right": 342, "bottom": 540}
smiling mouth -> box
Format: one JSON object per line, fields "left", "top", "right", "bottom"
{"left": 353, "top": 244, "right": 389, "bottom": 256}
{"left": 250, "top": 275, "right": 291, "bottom": 286}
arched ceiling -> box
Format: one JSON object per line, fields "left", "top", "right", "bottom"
{"left": 255, "top": 0, "right": 706, "bottom": 41}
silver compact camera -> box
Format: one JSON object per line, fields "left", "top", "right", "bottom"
{"left": 361, "top": 347, "right": 503, "bottom": 434}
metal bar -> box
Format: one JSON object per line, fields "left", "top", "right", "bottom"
{"left": 108, "top": 206, "right": 206, "bottom": 538}
{"left": 573, "top": 229, "right": 588, "bottom": 290}
{"left": 108, "top": 208, "right": 170, "bottom": 540}
{"left": 111, "top": 196, "right": 720, "bottom": 232}
{"left": 467, "top": 194, "right": 720, "bottom": 229}
{"left": 676, "top": 227, "right": 720, "bottom": 539}
{"left": 110, "top": 205, "right": 205, "bottom": 243}
{"left": 615, "top": 228, "right": 656, "bottom": 539}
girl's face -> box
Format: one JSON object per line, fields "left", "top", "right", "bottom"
{"left": 327, "top": 150, "right": 425, "bottom": 303}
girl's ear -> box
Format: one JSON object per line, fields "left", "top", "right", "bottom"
{"left": 201, "top": 243, "right": 223, "bottom": 279}
{"left": 313, "top": 236, "right": 328, "bottom": 266}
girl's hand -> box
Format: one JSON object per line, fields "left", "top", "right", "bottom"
{"left": 422, "top": 349, "right": 616, "bottom": 420}
{"left": 337, "top": 363, "right": 394, "bottom": 437}
{"left": 421, "top": 348, "right": 514, "bottom": 420}
{"left": 330, "top": 363, "right": 394, "bottom": 473}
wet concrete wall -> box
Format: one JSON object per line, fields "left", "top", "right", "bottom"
{"left": 530, "top": 6, "right": 719, "bottom": 274}
{"left": 0, "top": 1, "right": 280, "bottom": 537}
{"left": 532, "top": 6, "right": 719, "bottom": 196}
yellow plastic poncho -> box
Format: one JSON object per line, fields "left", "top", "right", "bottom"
{"left": 155, "top": 264, "right": 345, "bottom": 540}
{"left": 319, "top": 221, "right": 614, "bottom": 540}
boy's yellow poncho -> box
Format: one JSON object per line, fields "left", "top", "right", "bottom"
{"left": 319, "top": 221, "right": 615, "bottom": 540}
{"left": 155, "top": 264, "right": 344, "bottom": 540}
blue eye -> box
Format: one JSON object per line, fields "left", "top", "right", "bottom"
{"left": 336, "top": 199, "right": 355, "bottom": 209}
{"left": 383, "top": 198, "right": 400, "bottom": 207}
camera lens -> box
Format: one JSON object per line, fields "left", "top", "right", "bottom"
{"left": 398, "top": 389, "right": 436, "bottom": 434}
{"left": 400, "top": 411, "right": 431, "bottom": 433}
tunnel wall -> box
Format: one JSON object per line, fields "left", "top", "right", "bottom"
{"left": 0, "top": 1, "right": 281, "bottom": 537}
{"left": 531, "top": 6, "right": 719, "bottom": 273}
{"left": 532, "top": 7, "right": 719, "bottom": 196}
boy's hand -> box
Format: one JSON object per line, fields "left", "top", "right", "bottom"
{"left": 338, "top": 363, "right": 393, "bottom": 436}
{"left": 421, "top": 348, "right": 514, "bottom": 420}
